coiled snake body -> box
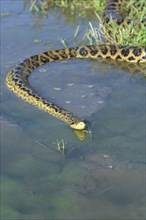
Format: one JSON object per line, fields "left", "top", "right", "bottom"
{"left": 6, "top": 0, "right": 146, "bottom": 131}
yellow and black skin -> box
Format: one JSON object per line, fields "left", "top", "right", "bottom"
{"left": 6, "top": 0, "right": 146, "bottom": 134}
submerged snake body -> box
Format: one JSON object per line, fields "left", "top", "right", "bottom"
{"left": 6, "top": 0, "right": 146, "bottom": 130}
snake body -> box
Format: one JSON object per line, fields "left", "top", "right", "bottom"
{"left": 6, "top": 0, "right": 146, "bottom": 130}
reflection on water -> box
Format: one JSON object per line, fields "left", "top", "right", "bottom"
{"left": 1, "top": 141, "right": 145, "bottom": 219}
{"left": 1, "top": 0, "right": 146, "bottom": 219}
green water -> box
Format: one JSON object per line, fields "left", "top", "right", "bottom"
{"left": 1, "top": 1, "right": 146, "bottom": 219}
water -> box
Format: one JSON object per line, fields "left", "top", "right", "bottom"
{"left": 1, "top": 1, "right": 146, "bottom": 219}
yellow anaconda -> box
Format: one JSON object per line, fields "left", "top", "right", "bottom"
{"left": 6, "top": 0, "right": 146, "bottom": 131}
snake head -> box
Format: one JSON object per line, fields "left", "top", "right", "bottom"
{"left": 70, "top": 121, "right": 86, "bottom": 130}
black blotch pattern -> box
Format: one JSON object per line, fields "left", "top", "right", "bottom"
{"left": 16, "top": 79, "right": 23, "bottom": 84}
{"left": 40, "top": 56, "right": 50, "bottom": 63}
{"left": 121, "top": 48, "right": 130, "bottom": 57}
{"left": 79, "top": 47, "right": 88, "bottom": 56}
{"left": 53, "top": 55, "right": 60, "bottom": 60}
{"left": 105, "top": 56, "right": 111, "bottom": 59}
{"left": 48, "top": 52, "right": 59, "bottom": 60}
{"left": 60, "top": 52, "right": 68, "bottom": 59}
{"left": 13, "top": 72, "right": 20, "bottom": 78}
{"left": 44, "top": 52, "right": 50, "bottom": 56}
{"left": 31, "top": 60, "right": 40, "bottom": 67}
{"left": 18, "top": 83, "right": 23, "bottom": 88}
{"left": 46, "top": 103, "right": 51, "bottom": 107}
{"left": 13, "top": 78, "right": 19, "bottom": 82}
{"left": 101, "top": 46, "right": 108, "bottom": 55}
{"left": 15, "top": 66, "right": 22, "bottom": 72}
{"left": 133, "top": 48, "right": 142, "bottom": 56}
{"left": 31, "top": 55, "right": 39, "bottom": 61}
{"left": 53, "top": 106, "right": 59, "bottom": 112}
{"left": 110, "top": 45, "right": 117, "bottom": 55}
{"left": 90, "top": 49, "right": 98, "bottom": 56}
{"left": 116, "top": 55, "right": 122, "bottom": 60}
{"left": 22, "top": 87, "right": 30, "bottom": 92}
{"left": 28, "top": 91, "right": 33, "bottom": 95}
{"left": 69, "top": 48, "right": 76, "bottom": 58}
{"left": 35, "top": 96, "right": 40, "bottom": 100}
{"left": 128, "top": 56, "right": 135, "bottom": 61}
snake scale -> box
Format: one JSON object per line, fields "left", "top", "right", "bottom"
{"left": 6, "top": 0, "right": 146, "bottom": 131}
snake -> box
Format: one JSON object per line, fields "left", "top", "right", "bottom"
{"left": 6, "top": 0, "right": 146, "bottom": 131}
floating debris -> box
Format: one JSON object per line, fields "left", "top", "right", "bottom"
{"left": 53, "top": 87, "right": 62, "bottom": 91}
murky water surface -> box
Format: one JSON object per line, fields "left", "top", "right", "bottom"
{"left": 1, "top": 1, "right": 146, "bottom": 219}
